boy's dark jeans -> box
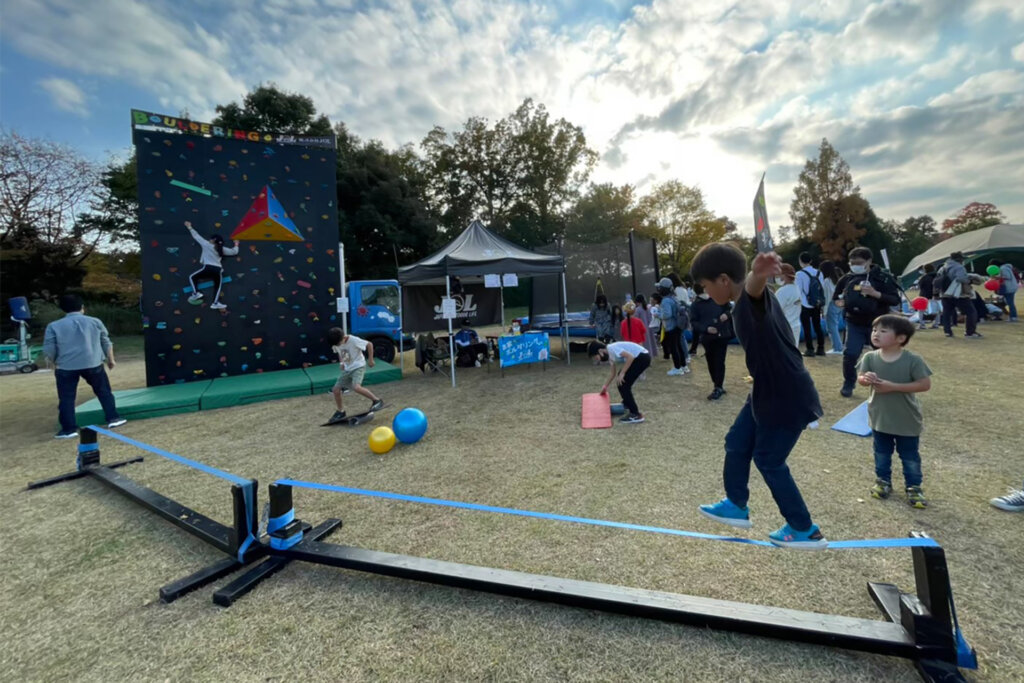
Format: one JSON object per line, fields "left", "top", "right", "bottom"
{"left": 56, "top": 365, "right": 120, "bottom": 433}
{"left": 664, "top": 328, "right": 684, "bottom": 369}
{"left": 873, "top": 431, "right": 922, "bottom": 487}
{"left": 701, "top": 338, "right": 729, "bottom": 388}
{"left": 842, "top": 321, "right": 873, "bottom": 389}
{"left": 617, "top": 352, "right": 651, "bottom": 415}
{"left": 723, "top": 400, "right": 813, "bottom": 531}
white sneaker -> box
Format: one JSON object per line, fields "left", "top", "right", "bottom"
{"left": 210, "top": 302, "right": 227, "bottom": 310}
{"left": 990, "top": 489, "right": 1024, "bottom": 512}
{"left": 667, "top": 368, "right": 682, "bottom": 376}
{"left": 107, "top": 418, "right": 127, "bottom": 429}
{"left": 188, "top": 293, "right": 203, "bottom": 301}
{"left": 826, "top": 349, "right": 843, "bottom": 355}
{"left": 681, "top": 365, "right": 691, "bottom": 374}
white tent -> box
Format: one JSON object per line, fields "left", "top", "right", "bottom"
{"left": 899, "top": 224, "right": 1024, "bottom": 286}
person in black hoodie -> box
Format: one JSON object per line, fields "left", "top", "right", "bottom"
{"left": 833, "top": 247, "right": 901, "bottom": 398}
{"left": 914, "top": 264, "right": 940, "bottom": 330}
{"left": 691, "top": 283, "right": 734, "bottom": 400}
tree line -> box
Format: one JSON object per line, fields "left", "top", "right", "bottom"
{"left": 0, "top": 84, "right": 1010, "bottom": 307}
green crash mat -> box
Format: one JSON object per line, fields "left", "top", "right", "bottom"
{"left": 304, "top": 360, "right": 402, "bottom": 393}
{"left": 75, "top": 380, "right": 212, "bottom": 427}
{"left": 199, "top": 368, "right": 313, "bottom": 410}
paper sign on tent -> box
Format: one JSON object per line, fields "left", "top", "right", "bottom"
{"left": 831, "top": 401, "right": 872, "bottom": 437}
{"left": 231, "top": 185, "right": 303, "bottom": 241}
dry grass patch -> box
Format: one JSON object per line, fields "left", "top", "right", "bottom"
{"left": 1, "top": 324, "right": 1022, "bottom": 681}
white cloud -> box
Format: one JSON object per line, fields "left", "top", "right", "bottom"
{"left": 928, "top": 70, "right": 1024, "bottom": 106}
{"left": 1012, "top": 41, "right": 1024, "bottom": 63}
{"left": 38, "top": 77, "right": 88, "bottom": 116}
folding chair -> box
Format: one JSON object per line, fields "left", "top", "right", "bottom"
{"left": 415, "top": 334, "right": 451, "bottom": 375}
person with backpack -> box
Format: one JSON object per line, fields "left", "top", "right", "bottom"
{"left": 989, "top": 257, "right": 1020, "bottom": 322}
{"left": 833, "top": 246, "right": 901, "bottom": 398}
{"left": 937, "top": 251, "right": 983, "bottom": 339}
{"left": 795, "top": 252, "right": 827, "bottom": 357}
{"left": 657, "top": 278, "right": 690, "bottom": 375}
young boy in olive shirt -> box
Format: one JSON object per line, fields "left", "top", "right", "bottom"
{"left": 857, "top": 314, "right": 933, "bottom": 508}
{"left": 691, "top": 243, "right": 827, "bottom": 550}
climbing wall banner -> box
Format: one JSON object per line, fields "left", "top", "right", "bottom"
{"left": 133, "top": 110, "right": 339, "bottom": 386}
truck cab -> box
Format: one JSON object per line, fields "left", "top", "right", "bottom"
{"left": 346, "top": 279, "right": 408, "bottom": 363}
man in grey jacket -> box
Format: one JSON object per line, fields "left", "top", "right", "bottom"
{"left": 938, "top": 252, "right": 982, "bottom": 339}
{"left": 43, "top": 295, "right": 126, "bottom": 438}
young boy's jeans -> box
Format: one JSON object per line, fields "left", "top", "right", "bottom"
{"left": 873, "top": 431, "right": 922, "bottom": 487}
{"left": 825, "top": 302, "right": 844, "bottom": 352}
{"left": 723, "top": 400, "right": 813, "bottom": 531}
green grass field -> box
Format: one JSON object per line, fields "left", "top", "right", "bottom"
{"left": 1, "top": 322, "right": 1022, "bottom": 681}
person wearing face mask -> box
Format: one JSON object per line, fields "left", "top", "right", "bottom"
{"left": 833, "top": 247, "right": 902, "bottom": 398}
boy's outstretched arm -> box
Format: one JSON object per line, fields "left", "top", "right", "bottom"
{"left": 745, "top": 252, "right": 782, "bottom": 300}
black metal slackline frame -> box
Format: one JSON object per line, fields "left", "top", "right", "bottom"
{"left": 27, "top": 433, "right": 971, "bottom": 682}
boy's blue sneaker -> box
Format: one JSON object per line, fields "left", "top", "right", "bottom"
{"left": 698, "top": 498, "right": 751, "bottom": 529}
{"left": 769, "top": 523, "right": 828, "bottom": 550}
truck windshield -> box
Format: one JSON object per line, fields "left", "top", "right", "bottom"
{"left": 360, "top": 284, "right": 400, "bottom": 317}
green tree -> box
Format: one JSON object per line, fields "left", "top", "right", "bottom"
{"left": 420, "top": 99, "right": 596, "bottom": 246}
{"left": 886, "top": 215, "right": 939, "bottom": 274}
{"left": 941, "top": 202, "right": 1005, "bottom": 235}
{"left": 638, "top": 181, "right": 727, "bottom": 274}
{"left": 76, "top": 155, "right": 139, "bottom": 247}
{"left": 213, "top": 83, "right": 332, "bottom": 135}
{"left": 563, "top": 183, "right": 642, "bottom": 244}
{"left": 336, "top": 127, "right": 437, "bottom": 279}
{"left": 790, "top": 138, "right": 861, "bottom": 248}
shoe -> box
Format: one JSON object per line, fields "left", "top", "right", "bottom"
{"left": 990, "top": 489, "right": 1024, "bottom": 512}
{"left": 707, "top": 387, "right": 725, "bottom": 401}
{"left": 816, "top": 349, "right": 826, "bottom": 356}
{"left": 370, "top": 399, "right": 384, "bottom": 411}
{"left": 681, "top": 365, "right": 691, "bottom": 374}
{"left": 964, "top": 333, "right": 983, "bottom": 339}
{"left": 667, "top": 368, "right": 683, "bottom": 376}
{"left": 906, "top": 486, "right": 928, "bottom": 509}
{"left": 210, "top": 302, "right": 227, "bottom": 310}
{"left": 331, "top": 410, "right": 346, "bottom": 421}
{"left": 54, "top": 430, "right": 78, "bottom": 440}
{"left": 698, "top": 498, "right": 751, "bottom": 529}
{"left": 769, "top": 523, "right": 828, "bottom": 550}
{"left": 870, "top": 479, "right": 892, "bottom": 500}
{"left": 188, "top": 293, "right": 203, "bottom": 301}
{"left": 930, "top": 323, "right": 941, "bottom": 329}
{"left": 826, "top": 349, "right": 843, "bottom": 355}
{"left": 107, "top": 418, "right": 127, "bottom": 429}
{"left": 840, "top": 385, "right": 854, "bottom": 398}
{"left": 620, "top": 413, "right": 645, "bottom": 424}
{"left": 803, "top": 350, "right": 816, "bottom": 358}
{"left": 944, "top": 332, "right": 953, "bottom": 337}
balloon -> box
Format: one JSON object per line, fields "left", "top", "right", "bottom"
{"left": 984, "top": 279, "right": 1000, "bottom": 292}
{"left": 392, "top": 408, "right": 428, "bottom": 444}
{"left": 986, "top": 265, "right": 1001, "bottom": 277}
{"left": 368, "top": 426, "right": 396, "bottom": 454}
{"left": 911, "top": 296, "right": 929, "bottom": 311}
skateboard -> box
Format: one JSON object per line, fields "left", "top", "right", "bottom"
{"left": 321, "top": 403, "right": 388, "bottom": 427}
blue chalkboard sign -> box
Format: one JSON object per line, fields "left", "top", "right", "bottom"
{"left": 498, "top": 332, "right": 550, "bottom": 368}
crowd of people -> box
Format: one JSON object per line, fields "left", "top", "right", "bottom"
{"left": 586, "top": 244, "right": 1023, "bottom": 525}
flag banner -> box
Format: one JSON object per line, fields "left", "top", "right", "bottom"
{"left": 753, "top": 175, "right": 774, "bottom": 253}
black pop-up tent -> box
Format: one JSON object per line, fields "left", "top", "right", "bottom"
{"left": 398, "top": 220, "right": 567, "bottom": 387}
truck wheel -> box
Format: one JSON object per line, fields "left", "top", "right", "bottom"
{"left": 370, "top": 337, "right": 396, "bottom": 363}
{"left": 20, "top": 363, "right": 37, "bottom": 374}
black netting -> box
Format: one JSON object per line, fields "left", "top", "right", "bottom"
{"left": 531, "top": 234, "right": 659, "bottom": 316}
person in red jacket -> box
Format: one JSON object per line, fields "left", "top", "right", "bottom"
{"left": 620, "top": 301, "right": 647, "bottom": 344}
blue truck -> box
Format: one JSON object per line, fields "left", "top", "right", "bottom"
{"left": 343, "top": 279, "right": 412, "bottom": 363}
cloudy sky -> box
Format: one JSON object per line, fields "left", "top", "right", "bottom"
{"left": 2, "top": 0, "right": 1022, "bottom": 232}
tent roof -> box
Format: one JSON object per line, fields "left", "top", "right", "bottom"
{"left": 398, "top": 220, "right": 563, "bottom": 283}
{"left": 900, "top": 224, "right": 1024, "bottom": 283}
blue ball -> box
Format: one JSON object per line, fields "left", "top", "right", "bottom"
{"left": 392, "top": 408, "right": 428, "bottom": 444}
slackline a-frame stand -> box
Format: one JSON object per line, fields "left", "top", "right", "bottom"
{"left": 28, "top": 429, "right": 974, "bottom": 682}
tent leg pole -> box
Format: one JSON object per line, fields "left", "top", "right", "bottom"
{"left": 561, "top": 270, "right": 570, "bottom": 367}
{"left": 446, "top": 276, "right": 455, "bottom": 388}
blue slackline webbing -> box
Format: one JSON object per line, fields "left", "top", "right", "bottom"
{"left": 86, "top": 426, "right": 257, "bottom": 561}
{"left": 273, "top": 479, "right": 941, "bottom": 550}
{"left": 88, "top": 426, "right": 250, "bottom": 486}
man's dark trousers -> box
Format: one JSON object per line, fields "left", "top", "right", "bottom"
{"left": 800, "top": 306, "right": 825, "bottom": 353}
{"left": 56, "top": 365, "right": 119, "bottom": 433}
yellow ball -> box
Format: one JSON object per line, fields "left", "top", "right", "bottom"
{"left": 368, "top": 426, "right": 396, "bottom": 454}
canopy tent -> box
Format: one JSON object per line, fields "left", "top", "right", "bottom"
{"left": 899, "top": 224, "right": 1024, "bottom": 288}
{"left": 398, "top": 220, "right": 567, "bottom": 387}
